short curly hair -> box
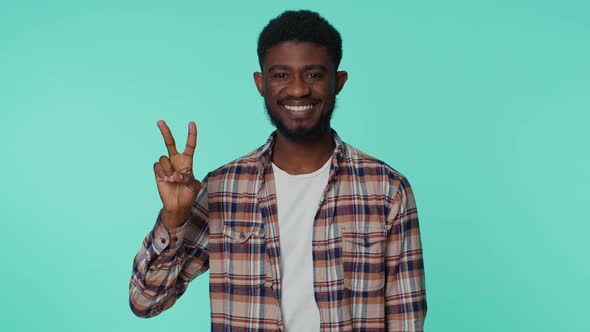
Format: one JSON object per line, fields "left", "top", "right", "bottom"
{"left": 257, "top": 10, "right": 343, "bottom": 70}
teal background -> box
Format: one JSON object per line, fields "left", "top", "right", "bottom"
{"left": 1, "top": 0, "right": 588, "bottom": 331}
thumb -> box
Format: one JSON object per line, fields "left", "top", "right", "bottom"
{"left": 174, "top": 172, "right": 201, "bottom": 193}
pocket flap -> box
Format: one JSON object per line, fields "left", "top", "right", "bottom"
{"left": 342, "top": 227, "right": 386, "bottom": 247}
{"left": 223, "top": 224, "right": 265, "bottom": 243}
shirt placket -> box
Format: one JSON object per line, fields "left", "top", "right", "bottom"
{"left": 257, "top": 164, "right": 284, "bottom": 331}
{"left": 311, "top": 146, "right": 343, "bottom": 330}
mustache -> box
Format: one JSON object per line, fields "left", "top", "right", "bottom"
{"left": 277, "top": 98, "right": 320, "bottom": 104}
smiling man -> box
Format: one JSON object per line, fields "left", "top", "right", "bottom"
{"left": 130, "top": 10, "right": 427, "bottom": 331}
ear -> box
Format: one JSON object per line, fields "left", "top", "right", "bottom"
{"left": 253, "top": 72, "right": 264, "bottom": 96}
{"left": 335, "top": 71, "right": 348, "bottom": 95}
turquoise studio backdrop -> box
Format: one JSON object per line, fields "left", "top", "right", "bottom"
{"left": 1, "top": 0, "right": 588, "bottom": 331}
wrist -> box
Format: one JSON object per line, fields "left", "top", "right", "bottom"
{"left": 161, "top": 208, "right": 191, "bottom": 229}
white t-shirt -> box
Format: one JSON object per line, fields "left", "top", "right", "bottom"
{"left": 272, "top": 157, "right": 332, "bottom": 332}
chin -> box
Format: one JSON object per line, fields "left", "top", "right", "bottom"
{"left": 277, "top": 123, "right": 331, "bottom": 142}
{"left": 265, "top": 102, "right": 334, "bottom": 142}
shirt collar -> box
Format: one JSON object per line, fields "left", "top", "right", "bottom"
{"left": 256, "top": 129, "right": 346, "bottom": 179}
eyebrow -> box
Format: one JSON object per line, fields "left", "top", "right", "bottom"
{"left": 267, "top": 64, "right": 329, "bottom": 72}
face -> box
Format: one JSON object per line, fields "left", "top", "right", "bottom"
{"left": 254, "top": 41, "right": 348, "bottom": 142}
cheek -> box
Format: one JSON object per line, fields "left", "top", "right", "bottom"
{"left": 317, "top": 86, "right": 336, "bottom": 102}
{"left": 316, "top": 80, "right": 336, "bottom": 94}
{"left": 263, "top": 83, "right": 282, "bottom": 98}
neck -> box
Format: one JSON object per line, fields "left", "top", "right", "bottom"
{"left": 272, "top": 129, "right": 335, "bottom": 175}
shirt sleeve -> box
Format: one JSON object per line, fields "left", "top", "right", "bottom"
{"left": 129, "top": 177, "right": 210, "bottom": 318}
{"left": 385, "top": 176, "right": 427, "bottom": 331}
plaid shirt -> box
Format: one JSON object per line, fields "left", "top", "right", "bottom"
{"left": 130, "top": 131, "right": 427, "bottom": 331}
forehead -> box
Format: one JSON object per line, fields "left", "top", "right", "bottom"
{"left": 262, "top": 41, "right": 333, "bottom": 70}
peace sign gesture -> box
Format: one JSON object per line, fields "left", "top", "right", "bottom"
{"left": 153, "top": 120, "right": 202, "bottom": 228}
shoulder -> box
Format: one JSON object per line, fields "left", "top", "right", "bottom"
{"left": 338, "top": 141, "right": 414, "bottom": 203}
{"left": 336, "top": 140, "right": 418, "bottom": 222}
{"left": 340, "top": 141, "right": 409, "bottom": 184}
{"left": 202, "top": 145, "right": 264, "bottom": 191}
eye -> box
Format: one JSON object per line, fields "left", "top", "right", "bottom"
{"left": 306, "top": 72, "right": 323, "bottom": 79}
{"left": 272, "top": 73, "right": 288, "bottom": 79}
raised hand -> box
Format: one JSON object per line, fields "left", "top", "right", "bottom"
{"left": 153, "top": 120, "right": 202, "bottom": 228}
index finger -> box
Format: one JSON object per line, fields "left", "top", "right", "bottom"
{"left": 157, "top": 120, "right": 179, "bottom": 156}
{"left": 183, "top": 121, "right": 197, "bottom": 158}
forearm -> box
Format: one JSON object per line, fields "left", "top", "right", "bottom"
{"left": 385, "top": 178, "right": 427, "bottom": 331}
{"left": 129, "top": 213, "right": 189, "bottom": 317}
{"left": 384, "top": 246, "right": 427, "bottom": 331}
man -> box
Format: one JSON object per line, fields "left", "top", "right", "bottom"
{"left": 130, "top": 10, "right": 427, "bottom": 331}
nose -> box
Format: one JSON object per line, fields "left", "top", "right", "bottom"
{"left": 286, "top": 76, "right": 311, "bottom": 97}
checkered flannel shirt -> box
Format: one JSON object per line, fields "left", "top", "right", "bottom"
{"left": 130, "top": 131, "right": 427, "bottom": 331}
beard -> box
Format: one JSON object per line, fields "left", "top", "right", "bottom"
{"left": 264, "top": 98, "right": 336, "bottom": 143}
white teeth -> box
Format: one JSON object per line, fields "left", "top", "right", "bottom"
{"left": 284, "top": 104, "right": 314, "bottom": 112}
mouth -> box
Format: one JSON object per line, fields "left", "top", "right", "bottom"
{"left": 283, "top": 104, "right": 315, "bottom": 112}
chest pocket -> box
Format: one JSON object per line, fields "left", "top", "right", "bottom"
{"left": 223, "top": 223, "right": 266, "bottom": 287}
{"left": 341, "top": 226, "right": 386, "bottom": 291}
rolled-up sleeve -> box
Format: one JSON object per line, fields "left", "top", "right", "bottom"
{"left": 129, "top": 177, "right": 210, "bottom": 318}
{"left": 385, "top": 176, "right": 427, "bottom": 331}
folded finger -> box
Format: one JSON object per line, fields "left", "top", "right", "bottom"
{"left": 154, "top": 162, "right": 166, "bottom": 181}
{"left": 159, "top": 155, "right": 174, "bottom": 174}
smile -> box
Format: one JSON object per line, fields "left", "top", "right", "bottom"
{"left": 283, "top": 104, "right": 315, "bottom": 112}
